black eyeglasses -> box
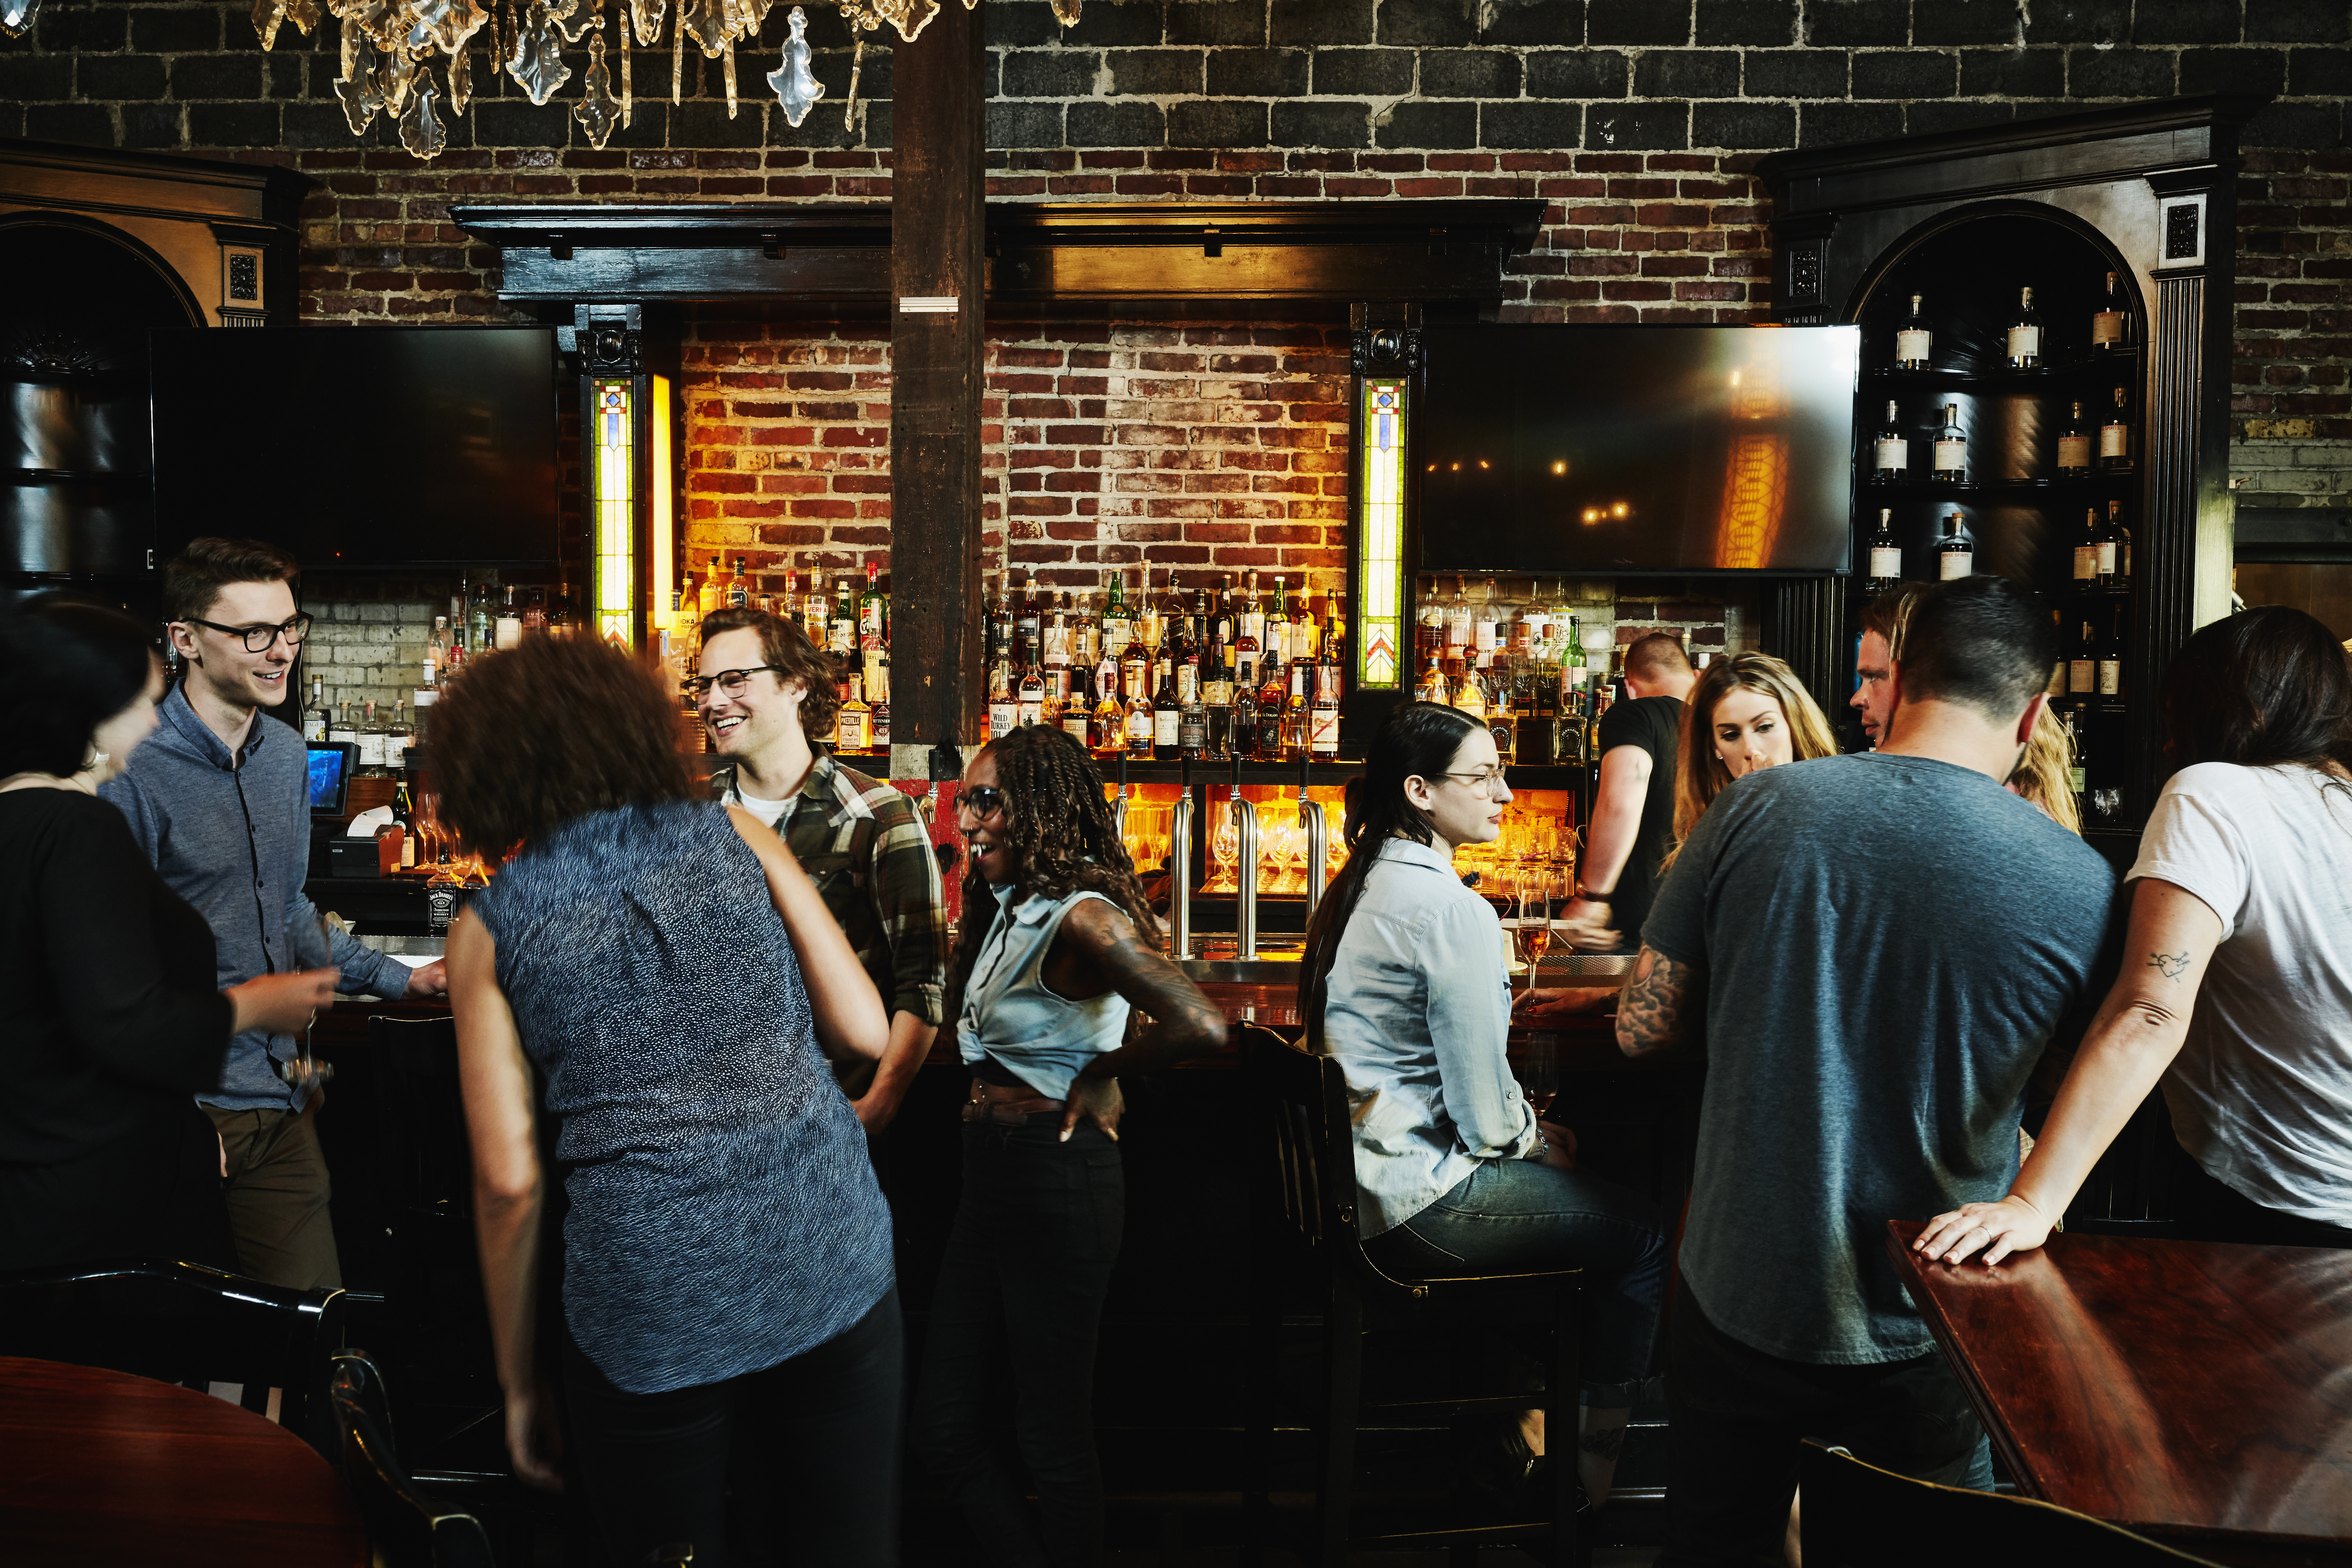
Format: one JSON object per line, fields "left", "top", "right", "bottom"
{"left": 958, "top": 785, "right": 1010, "bottom": 819}
{"left": 184, "top": 613, "right": 312, "bottom": 653}
{"left": 683, "top": 665, "right": 785, "bottom": 702}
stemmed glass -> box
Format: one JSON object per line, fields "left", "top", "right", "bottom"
{"left": 1210, "top": 801, "right": 1240, "bottom": 893}
{"left": 1515, "top": 876, "right": 1552, "bottom": 997}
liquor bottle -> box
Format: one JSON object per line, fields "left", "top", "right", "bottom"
{"left": 1310, "top": 656, "right": 1341, "bottom": 762}
{"left": 862, "top": 630, "right": 886, "bottom": 709}
{"left": 858, "top": 561, "right": 886, "bottom": 642}
{"left": 1178, "top": 650, "right": 1207, "bottom": 763}
{"left": 1445, "top": 576, "right": 1472, "bottom": 650}
{"left": 1872, "top": 400, "right": 1908, "bottom": 484}
{"left": 1932, "top": 403, "right": 1967, "bottom": 484}
{"left": 1132, "top": 569, "right": 1163, "bottom": 659}
{"left": 524, "top": 587, "right": 547, "bottom": 635}
{"left": 695, "top": 557, "right": 722, "bottom": 618}
{"left": 872, "top": 679, "right": 891, "bottom": 753}
{"left": 837, "top": 675, "right": 873, "bottom": 752}
{"left": 1256, "top": 658, "right": 1288, "bottom": 762}
{"left": 1061, "top": 665, "right": 1094, "bottom": 747}
{"left": 1152, "top": 658, "right": 1182, "bottom": 762}
{"left": 2072, "top": 507, "right": 2103, "bottom": 591}
{"left": 1473, "top": 579, "right": 1500, "bottom": 658}
{"left": 1017, "top": 658, "right": 1045, "bottom": 731}
{"left": 727, "top": 561, "right": 752, "bottom": 612}
{"left": 1231, "top": 664, "right": 1262, "bottom": 761}
{"left": 2102, "top": 499, "right": 2132, "bottom": 589}
{"left": 2006, "top": 285, "right": 2042, "bottom": 370}
{"left": 2099, "top": 386, "right": 2133, "bottom": 470}
{"left": 358, "top": 700, "right": 387, "bottom": 776}
{"left": 1043, "top": 598, "right": 1072, "bottom": 679}
{"left": 1453, "top": 661, "right": 1488, "bottom": 721}
{"left": 1895, "top": 293, "right": 1932, "bottom": 369}
{"left": 2068, "top": 616, "right": 2098, "bottom": 697}
{"left": 2044, "top": 611, "right": 2069, "bottom": 698}
{"left": 801, "top": 571, "right": 829, "bottom": 647}
{"left": 426, "top": 849, "right": 462, "bottom": 937}
{"left": 1261, "top": 574, "right": 1287, "bottom": 667}
{"left": 425, "top": 617, "right": 451, "bottom": 689}
{"left": 1101, "top": 572, "right": 1132, "bottom": 661}
{"left": 1935, "top": 513, "right": 1974, "bottom": 580}
{"left": 1238, "top": 570, "right": 1264, "bottom": 654}
{"left": 468, "top": 578, "right": 494, "bottom": 655}
{"left": 303, "top": 676, "right": 331, "bottom": 742}
{"left": 2091, "top": 270, "right": 2130, "bottom": 353}
{"left": 393, "top": 780, "right": 417, "bottom": 870}
{"left": 829, "top": 575, "right": 857, "bottom": 656}
{"left": 2064, "top": 708, "right": 2089, "bottom": 815}
{"left": 2057, "top": 401, "right": 2092, "bottom": 475}
{"left": 1280, "top": 662, "right": 1311, "bottom": 762}
{"left": 1865, "top": 508, "right": 1902, "bottom": 592}
{"left": 987, "top": 627, "right": 1017, "bottom": 742}
{"left": 1125, "top": 661, "right": 1155, "bottom": 759}
{"left": 328, "top": 698, "right": 357, "bottom": 750}
{"left": 2098, "top": 597, "right": 2126, "bottom": 700}
{"left": 869, "top": 642, "right": 891, "bottom": 738}
{"left": 385, "top": 698, "right": 411, "bottom": 772}
{"left": 1092, "top": 662, "right": 1125, "bottom": 756}
{"left": 1202, "top": 621, "right": 1235, "bottom": 758}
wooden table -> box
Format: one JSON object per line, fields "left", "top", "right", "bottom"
{"left": 1886, "top": 1220, "right": 2352, "bottom": 1567}
{"left": 0, "top": 1356, "right": 369, "bottom": 1566}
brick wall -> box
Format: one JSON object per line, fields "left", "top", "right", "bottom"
{"left": 8, "top": 0, "right": 2349, "bottom": 577}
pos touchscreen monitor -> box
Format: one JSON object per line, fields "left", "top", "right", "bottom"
{"left": 307, "top": 742, "right": 356, "bottom": 819}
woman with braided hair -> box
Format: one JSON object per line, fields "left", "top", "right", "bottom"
{"left": 911, "top": 723, "right": 1227, "bottom": 1566}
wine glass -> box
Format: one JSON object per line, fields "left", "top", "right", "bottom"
{"left": 1210, "top": 803, "right": 1239, "bottom": 893}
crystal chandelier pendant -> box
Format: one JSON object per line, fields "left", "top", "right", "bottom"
{"left": 572, "top": 24, "right": 621, "bottom": 148}
{"left": 871, "top": 0, "right": 934, "bottom": 42}
{"left": 334, "top": 17, "right": 389, "bottom": 132}
{"left": 0, "top": 0, "right": 39, "bottom": 42}
{"left": 507, "top": 0, "right": 573, "bottom": 104}
{"left": 448, "top": 30, "right": 475, "bottom": 113}
{"left": 399, "top": 68, "right": 449, "bottom": 159}
{"left": 764, "top": 5, "right": 822, "bottom": 127}
{"left": 1048, "top": 0, "right": 1079, "bottom": 23}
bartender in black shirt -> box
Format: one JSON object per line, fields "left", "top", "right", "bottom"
{"left": 1562, "top": 632, "right": 1694, "bottom": 951}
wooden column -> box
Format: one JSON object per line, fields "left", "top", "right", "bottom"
{"left": 887, "top": 2, "right": 987, "bottom": 782}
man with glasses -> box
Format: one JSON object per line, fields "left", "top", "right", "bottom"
{"left": 695, "top": 605, "right": 947, "bottom": 1133}
{"left": 100, "top": 537, "right": 443, "bottom": 1290}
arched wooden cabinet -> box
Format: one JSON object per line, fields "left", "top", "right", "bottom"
{"left": 1756, "top": 94, "right": 2260, "bottom": 845}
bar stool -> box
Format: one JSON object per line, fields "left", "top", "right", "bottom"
{"left": 1238, "top": 1023, "right": 1589, "bottom": 1568}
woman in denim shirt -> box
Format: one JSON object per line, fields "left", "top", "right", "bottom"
{"left": 1301, "top": 702, "right": 1666, "bottom": 1505}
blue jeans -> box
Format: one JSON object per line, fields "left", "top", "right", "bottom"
{"left": 1365, "top": 1158, "right": 1666, "bottom": 1404}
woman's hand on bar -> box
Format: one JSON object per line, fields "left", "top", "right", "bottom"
{"left": 1914, "top": 1194, "right": 2052, "bottom": 1267}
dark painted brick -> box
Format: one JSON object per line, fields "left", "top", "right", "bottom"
{"left": 1587, "top": 100, "right": 1690, "bottom": 149}
{"left": 1209, "top": 47, "right": 1309, "bottom": 96}
{"left": 118, "top": 103, "right": 187, "bottom": 148}
{"left": 28, "top": 103, "right": 118, "bottom": 144}
{"left": 1379, "top": 0, "right": 1477, "bottom": 47}
{"left": 851, "top": 46, "right": 894, "bottom": 100}
{"left": 1064, "top": 1, "right": 1170, "bottom": 46}
{"left": 1168, "top": 98, "right": 1267, "bottom": 146}
{"left": 1744, "top": 48, "right": 1848, "bottom": 96}
{"left": 169, "top": 54, "right": 265, "bottom": 99}
{"left": 864, "top": 100, "right": 892, "bottom": 147}
{"left": 1805, "top": 0, "right": 1908, "bottom": 47}
{"left": 1422, "top": 48, "right": 1522, "bottom": 97}
{"left": 2241, "top": 99, "right": 2342, "bottom": 146}
{"left": 1375, "top": 99, "right": 1477, "bottom": 148}
{"left": 1068, "top": 99, "right": 1167, "bottom": 145}
{"left": 1914, "top": 0, "right": 2026, "bottom": 46}
{"left": 985, "top": 50, "right": 1001, "bottom": 97}
{"left": 1907, "top": 100, "right": 2015, "bottom": 135}
{"left": 2289, "top": 47, "right": 2352, "bottom": 94}
{"left": 2069, "top": 45, "right": 2177, "bottom": 94}
{"left": 265, "top": 51, "right": 307, "bottom": 100}
{"left": 471, "top": 100, "right": 542, "bottom": 145}
{"left": 1313, "top": 47, "right": 1414, "bottom": 95}
{"left": 1635, "top": 48, "right": 1740, "bottom": 96}
{"left": 78, "top": 54, "right": 167, "bottom": 100}
{"left": 2133, "top": 0, "right": 2243, "bottom": 43}
{"left": 1693, "top": 99, "right": 1794, "bottom": 148}
{"left": 1480, "top": 0, "right": 1584, "bottom": 46}
{"left": 1482, "top": 99, "right": 1581, "bottom": 148}
{"left": 0, "top": 106, "right": 19, "bottom": 139}
{"left": 1697, "top": 0, "right": 1794, "bottom": 45}
{"left": 2181, "top": 46, "right": 2287, "bottom": 93}
{"left": 1108, "top": 49, "right": 1202, "bottom": 94}
{"left": 0, "top": 54, "right": 73, "bottom": 100}
{"left": 186, "top": 101, "right": 279, "bottom": 145}
{"left": 1798, "top": 99, "right": 1905, "bottom": 145}
{"left": 1853, "top": 50, "right": 1956, "bottom": 96}
{"left": 1275, "top": 0, "right": 1371, "bottom": 45}
{"left": 679, "top": 100, "right": 777, "bottom": 148}
{"left": 1526, "top": 48, "right": 1629, "bottom": 96}
{"left": 1588, "top": 0, "right": 1689, "bottom": 45}
{"left": 2249, "top": 0, "right": 2351, "bottom": 42}
{"left": 985, "top": 3, "right": 1064, "bottom": 47}
{"left": 987, "top": 100, "right": 1066, "bottom": 148}
{"left": 1959, "top": 47, "right": 2068, "bottom": 95}
{"left": 1273, "top": 99, "right": 1371, "bottom": 148}
{"left": 594, "top": 98, "right": 674, "bottom": 153}
{"left": 1001, "top": 49, "right": 1101, "bottom": 97}
{"left": 36, "top": 5, "right": 129, "bottom": 51}
{"left": 130, "top": 7, "right": 222, "bottom": 52}
{"left": 1168, "top": 1, "right": 1265, "bottom": 46}
{"left": 2023, "top": 0, "right": 2130, "bottom": 44}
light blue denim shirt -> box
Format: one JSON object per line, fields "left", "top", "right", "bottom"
{"left": 1319, "top": 836, "right": 1539, "bottom": 1237}
{"left": 957, "top": 884, "right": 1132, "bottom": 1101}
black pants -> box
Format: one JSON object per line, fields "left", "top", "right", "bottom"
{"left": 1656, "top": 1279, "right": 1984, "bottom": 1568}
{"left": 560, "top": 1287, "right": 904, "bottom": 1568}
{"left": 911, "top": 1117, "right": 1124, "bottom": 1568}
{"left": 2174, "top": 1155, "right": 2352, "bottom": 1247}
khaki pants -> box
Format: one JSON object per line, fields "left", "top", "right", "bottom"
{"left": 204, "top": 1099, "right": 343, "bottom": 1291}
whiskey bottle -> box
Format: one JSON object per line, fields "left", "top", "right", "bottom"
{"left": 2006, "top": 285, "right": 2042, "bottom": 370}
{"left": 2099, "top": 386, "right": 2133, "bottom": 471}
{"left": 358, "top": 700, "right": 387, "bottom": 777}
{"left": 426, "top": 850, "right": 462, "bottom": 937}
{"left": 801, "top": 571, "right": 829, "bottom": 648}
{"left": 2091, "top": 271, "right": 2130, "bottom": 353}
{"left": 1231, "top": 666, "right": 1262, "bottom": 761}
{"left": 1060, "top": 665, "right": 1094, "bottom": 748}
{"left": 1279, "top": 662, "right": 1310, "bottom": 762}
{"left": 2072, "top": 507, "right": 2103, "bottom": 591}
{"left": 858, "top": 561, "right": 886, "bottom": 642}
{"left": 1935, "top": 513, "right": 1974, "bottom": 581}
{"left": 328, "top": 698, "right": 357, "bottom": 750}
{"left": 2097, "top": 597, "right": 2126, "bottom": 700}
{"left": 1932, "top": 403, "right": 1967, "bottom": 484}
{"left": 987, "top": 632, "right": 1018, "bottom": 743}
{"left": 872, "top": 670, "right": 891, "bottom": 753}
{"left": 1257, "top": 659, "right": 1289, "bottom": 762}
{"left": 1872, "top": 400, "right": 1908, "bottom": 484}
{"left": 1310, "top": 656, "right": 1341, "bottom": 762}
{"left": 304, "top": 676, "right": 331, "bottom": 743}
{"left": 2101, "top": 500, "right": 2133, "bottom": 590}
{"left": 1125, "top": 664, "right": 1155, "bottom": 759}
{"left": 828, "top": 575, "right": 857, "bottom": 656}
{"left": 2057, "top": 402, "right": 2092, "bottom": 475}
{"left": 385, "top": 699, "right": 412, "bottom": 773}
{"left": 2068, "top": 617, "right": 2098, "bottom": 697}
{"left": 1865, "top": 508, "right": 1902, "bottom": 592}
{"left": 725, "top": 559, "right": 750, "bottom": 611}
{"left": 1017, "top": 659, "right": 1045, "bottom": 731}
{"left": 1093, "top": 661, "right": 1125, "bottom": 756}
{"left": 1895, "top": 293, "right": 1932, "bottom": 370}
{"left": 837, "top": 674, "right": 873, "bottom": 753}
{"left": 1101, "top": 571, "right": 1133, "bottom": 661}
{"left": 1178, "top": 653, "right": 1207, "bottom": 763}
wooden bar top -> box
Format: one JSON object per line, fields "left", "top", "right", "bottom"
{"left": 1886, "top": 1220, "right": 2352, "bottom": 1565}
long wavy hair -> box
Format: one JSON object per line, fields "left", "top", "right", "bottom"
{"left": 2008, "top": 700, "right": 2083, "bottom": 835}
{"left": 1669, "top": 653, "right": 1838, "bottom": 851}
{"left": 945, "top": 724, "right": 1161, "bottom": 1020}
{"left": 1297, "top": 701, "right": 1484, "bottom": 1047}
{"left": 2159, "top": 605, "right": 2352, "bottom": 775}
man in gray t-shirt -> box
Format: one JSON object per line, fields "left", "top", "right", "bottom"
{"left": 1620, "top": 578, "right": 2120, "bottom": 1565}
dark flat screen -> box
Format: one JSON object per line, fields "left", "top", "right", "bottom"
{"left": 1416, "top": 325, "right": 1860, "bottom": 576}
{"left": 306, "top": 743, "right": 352, "bottom": 815}
{"left": 151, "top": 328, "right": 558, "bottom": 568}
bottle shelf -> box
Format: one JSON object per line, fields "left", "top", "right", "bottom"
{"left": 1864, "top": 473, "right": 2135, "bottom": 496}
{"left": 1863, "top": 349, "right": 2141, "bottom": 387}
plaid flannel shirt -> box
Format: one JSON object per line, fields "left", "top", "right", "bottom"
{"left": 711, "top": 752, "right": 949, "bottom": 1029}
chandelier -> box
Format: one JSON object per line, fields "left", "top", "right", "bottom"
{"left": 0, "top": 0, "right": 1080, "bottom": 157}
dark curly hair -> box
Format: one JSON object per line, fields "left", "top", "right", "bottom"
{"left": 698, "top": 605, "right": 842, "bottom": 743}
{"left": 0, "top": 594, "right": 158, "bottom": 778}
{"left": 945, "top": 724, "right": 1160, "bottom": 1019}
{"left": 428, "top": 633, "right": 691, "bottom": 859}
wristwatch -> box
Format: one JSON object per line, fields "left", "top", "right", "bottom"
{"left": 1575, "top": 884, "right": 1615, "bottom": 903}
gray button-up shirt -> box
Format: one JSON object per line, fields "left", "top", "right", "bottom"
{"left": 100, "top": 684, "right": 407, "bottom": 1111}
{"left": 1318, "top": 836, "right": 1539, "bottom": 1238}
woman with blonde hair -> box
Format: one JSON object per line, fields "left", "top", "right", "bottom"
{"left": 1668, "top": 652, "right": 1840, "bottom": 853}
{"left": 2007, "top": 702, "right": 2083, "bottom": 833}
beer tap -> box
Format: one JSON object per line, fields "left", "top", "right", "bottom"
{"left": 1298, "top": 750, "right": 1330, "bottom": 922}
{"left": 1170, "top": 755, "right": 1195, "bottom": 960}
{"left": 1111, "top": 751, "right": 1130, "bottom": 847}
{"left": 1230, "top": 753, "right": 1261, "bottom": 960}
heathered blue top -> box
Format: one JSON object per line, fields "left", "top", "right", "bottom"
{"left": 469, "top": 797, "right": 893, "bottom": 1395}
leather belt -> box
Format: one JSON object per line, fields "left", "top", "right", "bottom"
{"left": 962, "top": 1077, "right": 1065, "bottom": 1125}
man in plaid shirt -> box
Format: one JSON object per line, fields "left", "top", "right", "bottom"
{"left": 694, "top": 605, "right": 949, "bottom": 1129}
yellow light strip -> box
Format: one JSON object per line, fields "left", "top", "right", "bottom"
{"left": 647, "top": 373, "right": 673, "bottom": 636}
{"left": 1356, "top": 378, "right": 1405, "bottom": 689}
{"left": 592, "top": 378, "right": 634, "bottom": 647}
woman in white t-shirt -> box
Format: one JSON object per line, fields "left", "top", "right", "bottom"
{"left": 1918, "top": 605, "right": 2352, "bottom": 1262}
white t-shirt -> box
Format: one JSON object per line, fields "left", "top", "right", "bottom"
{"left": 2130, "top": 761, "right": 2352, "bottom": 1225}
{"left": 725, "top": 784, "right": 793, "bottom": 832}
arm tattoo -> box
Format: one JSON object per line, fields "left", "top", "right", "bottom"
{"left": 1070, "top": 903, "right": 1228, "bottom": 1052}
{"left": 2149, "top": 949, "right": 2192, "bottom": 981}
{"left": 1616, "top": 951, "right": 1697, "bottom": 1058}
